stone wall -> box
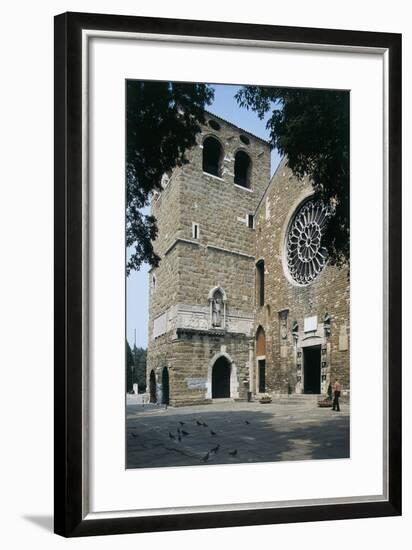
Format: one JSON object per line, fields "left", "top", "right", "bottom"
{"left": 146, "top": 113, "right": 270, "bottom": 405}
{"left": 147, "top": 330, "right": 251, "bottom": 406}
{"left": 254, "top": 159, "right": 350, "bottom": 396}
{"left": 145, "top": 114, "right": 349, "bottom": 405}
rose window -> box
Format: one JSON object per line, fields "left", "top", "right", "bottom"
{"left": 286, "top": 200, "right": 331, "bottom": 285}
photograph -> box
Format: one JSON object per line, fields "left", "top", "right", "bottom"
{"left": 125, "top": 80, "right": 350, "bottom": 469}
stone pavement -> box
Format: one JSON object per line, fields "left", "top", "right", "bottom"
{"left": 126, "top": 396, "right": 349, "bottom": 469}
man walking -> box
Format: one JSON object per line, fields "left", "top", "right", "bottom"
{"left": 332, "top": 379, "right": 341, "bottom": 411}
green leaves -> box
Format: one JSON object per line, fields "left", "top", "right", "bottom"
{"left": 126, "top": 341, "right": 147, "bottom": 392}
{"left": 126, "top": 81, "right": 214, "bottom": 274}
{"left": 236, "top": 86, "right": 349, "bottom": 266}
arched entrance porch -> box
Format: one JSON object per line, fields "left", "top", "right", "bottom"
{"left": 206, "top": 352, "right": 239, "bottom": 400}
{"left": 212, "top": 356, "right": 231, "bottom": 398}
{"left": 161, "top": 367, "right": 170, "bottom": 405}
{"left": 256, "top": 326, "right": 266, "bottom": 393}
{"left": 149, "top": 370, "right": 157, "bottom": 403}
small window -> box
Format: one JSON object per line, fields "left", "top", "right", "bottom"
{"left": 208, "top": 119, "right": 221, "bottom": 131}
{"left": 234, "top": 150, "right": 251, "bottom": 188}
{"left": 256, "top": 260, "right": 265, "bottom": 306}
{"left": 192, "top": 223, "right": 199, "bottom": 240}
{"left": 203, "top": 136, "right": 223, "bottom": 177}
{"left": 239, "top": 134, "right": 250, "bottom": 145}
{"left": 151, "top": 274, "right": 157, "bottom": 294}
{"left": 160, "top": 171, "right": 172, "bottom": 189}
{"left": 247, "top": 214, "right": 255, "bottom": 229}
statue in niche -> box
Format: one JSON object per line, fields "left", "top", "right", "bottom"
{"left": 281, "top": 318, "right": 287, "bottom": 339}
{"left": 279, "top": 310, "right": 289, "bottom": 339}
{"left": 292, "top": 320, "right": 299, "bottom": 343}
{"left": 324, "top": 312, "right": 331, "bottom": 337}
{"left": 212, "top": 293, "right": 223, "bottom": 327}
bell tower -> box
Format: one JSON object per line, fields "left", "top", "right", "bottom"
{"left": 145, "top": 112, "right": 271, "bottom": 406}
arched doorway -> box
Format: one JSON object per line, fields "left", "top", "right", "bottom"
{"left": 256, "top": 326, "right": 266, "bottom": 393}
{"left": 149, "top": 370, "right": 157, "bottom": 403}
{"left": 161, "top": 367, "right": 169, "bottom": 405}
{"left": 212, "top": 357, "right": 231, "bottom": 398}
{"left": 303, "top": 346, "right": 321, "bottom": 394}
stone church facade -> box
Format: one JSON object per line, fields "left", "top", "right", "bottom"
{"left": 145, "top": 112, "right": 349, "bottom": 407}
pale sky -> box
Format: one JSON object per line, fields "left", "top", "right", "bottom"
{"left": 126, "top": 84, "right": 281, "bottom": 348}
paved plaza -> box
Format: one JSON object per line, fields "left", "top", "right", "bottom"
{"left": 126, "top": 396, "right": 350, "bottom": 469}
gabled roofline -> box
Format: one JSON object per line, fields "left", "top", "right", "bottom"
{"left": 254, "top": 155, "right": 288, "bottom": 215}
{"left": 204, "top": 110, "right": 271, "bottom": 147}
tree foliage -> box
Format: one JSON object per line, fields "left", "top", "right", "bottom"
{"left": 133, "top": 345, "right": 147, "bottom": 392}
{"left": 235, "top": 87, "right": 350, "bottom": 265}
{"left": 126, "top": 341, "right": 147, "bottom": 393}
{"left": 127, "top": 81, "right": 214, "bottom": 274}
{"left": 126, "top": 340, "right": 135, "bottom": 392}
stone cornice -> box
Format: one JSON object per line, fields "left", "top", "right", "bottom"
{"left": 163, "top": 238, "right": 255, "bottom": 260}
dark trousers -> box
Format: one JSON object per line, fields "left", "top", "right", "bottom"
{"left": 332, "top": 391, "right": 341, "bottom": 411}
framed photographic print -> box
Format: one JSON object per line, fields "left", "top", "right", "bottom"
{"left": 54, "top": 12, "right": 402, "bottom": 537}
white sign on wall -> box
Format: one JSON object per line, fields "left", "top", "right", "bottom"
{"left": 304, "top": 315, "right": 318, "bottom": 332}
{"left": 153, "top": 312, "right": 167, "bottom": 338}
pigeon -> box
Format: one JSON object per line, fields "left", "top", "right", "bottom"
{"left": 196, "top": 420, "right": 202, "bottom": 426}
{"left": 182, "top": 430, "right": 189, "bottom": 436}
{"left": 211, "top": 444, "right": 220, "bottom": 453}
{"left": 210, "top": 430, "right": 217, "bottom": 436}
{"left": 202, "top": 422, "right": 208, "bottom": 428}
{"left": 202, "top": 452, "right": 210, "bottom": 462}
{"left": 178, "top": 421, "right": 185, "bottom": 426}
{"left": 169, "top": 432, "right": 176, "bottom": 440}
{"left": 228, "top": 449, "right": 238, "bottom": 457}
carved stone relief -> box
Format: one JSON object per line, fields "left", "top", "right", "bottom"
{"left": 278, "top": 309, "right": 289, "bottom": 340}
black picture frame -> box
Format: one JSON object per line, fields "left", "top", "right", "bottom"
{"left": 54, "top": 11, "right": 402, "bottom": 537}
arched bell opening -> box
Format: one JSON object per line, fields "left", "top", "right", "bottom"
{"left": 202, "top": 136, "right": 224, "bottom": 177}
{"left": 234, "top": 150, "right": 252, "bottom": 188}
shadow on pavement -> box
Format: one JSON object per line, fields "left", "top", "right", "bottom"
{"left": 126, "top": 406, "right": 350, "bottom": 469}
